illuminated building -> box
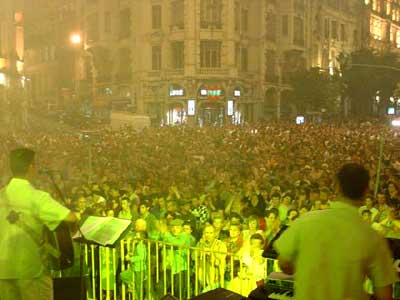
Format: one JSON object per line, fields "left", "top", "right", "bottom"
{"left": 78, "top": 0, "right": 268, "bottom": 124}
{"left": 23, "top": 0, "right": 82, "bottom": 110}
{"left": 79, "top": 0, "right": 363, "bottom": 123}
{"left": 19, "top": 0, "right": 397, "bottom": 122}
{"left": 0, "top": 0, "right": 25, "bottom": 87}
{"left": 362, "top": 0, "right": 400, "bottom": 50}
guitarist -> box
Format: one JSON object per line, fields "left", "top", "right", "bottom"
{"left": 0, "top": 147, "right": 78, "bottom": 300}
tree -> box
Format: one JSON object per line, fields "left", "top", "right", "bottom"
{"left": 340, "top": 49, "right": 400, "bottom": 116}
{"left": 288, "top": 67, "right": 342, "bottom": 114}
{"left": 394, "top": 82, "right": 400, "bottom": 98}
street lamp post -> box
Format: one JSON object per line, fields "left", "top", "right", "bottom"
{"left": 70, "top": 33, "right": 96, "bottom": 115}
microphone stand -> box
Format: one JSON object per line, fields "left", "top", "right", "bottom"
{"left": 47, "top": 171, "right": 87, "bottom": 300}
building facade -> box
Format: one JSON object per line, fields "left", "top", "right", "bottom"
{"left": 17, "top": 0, "right": 399, "bottom": 123}
{"left": 362, "top": 0, "right": 400, "bottom": 50}
{"left": 23, "top": 0, "right": 83, "bottom": 111}
{"left": 0, "top": 0, "right": 26, "bottom": 127}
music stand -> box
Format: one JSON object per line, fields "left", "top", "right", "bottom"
{"left": 73, "top": 216, "right": 132, "bottom": 300}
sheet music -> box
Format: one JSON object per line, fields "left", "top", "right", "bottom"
{"left": 76, "top": 216, "right": 132, "bottom": 246}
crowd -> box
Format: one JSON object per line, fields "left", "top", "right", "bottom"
{"left": 1, "top": 119, "right": 400, "bottom": 298}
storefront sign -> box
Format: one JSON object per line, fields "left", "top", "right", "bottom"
{"left": 200, "top": 86, "right": 223, "bottom": 99}
{"left": 170, "top": 88, "right": 185, "bottom": 97}
{"left": 188, "top": 100, "right": 196, "bottom": 116}
{"left": 227, "top": 100, "right": 234, "bottom": 116}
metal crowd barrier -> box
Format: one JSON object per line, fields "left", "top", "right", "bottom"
{"left": 80, "top": 238, "right": 277, "bottom": 300}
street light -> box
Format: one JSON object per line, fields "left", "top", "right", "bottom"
{"left": 70, "top": 33, "right": 82, "bottom": 46}
{"left": 0, "top": 73, "right": 6, "bottom": 86}
{"left": 69, "top": 32, "right": 97, "bottom": 118}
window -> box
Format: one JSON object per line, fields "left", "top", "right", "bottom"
{"left": 171, "top": 0, "right": 184, "bottom": 29}
{"left": 200, "top": 0, "right": 222, "bottom": 29}
{"left": 331, "top": 20, "right": 338, "bottom": 40}
{"left": 293, "top": 16, "right": 304, "bottom": 46}
{"left": 87, "top": 13, "right": 99, "bottom": 42}
{"left": 0, "top": 23, "right": 3, "bottom": 54}
{"left": 266, "top": 12, "right": 276, "bottom": 41}
{"left": 200, "top": 41, "right": 221, "bottom": 68}
{"left": 152, "top": 46, "right": 162, "bottom": 70}
{"left": 119, "top": 9, "right": 130, "bottom": 38}
{"left": 353, "top": 29, "right": 359, "bottom": 45}
{"left": 171, "top": 41, "right": 184, "bottom": 69}
{"left": 152, "top": 5, "right": 162, "bottom": 29}
{"left": 324, "top": 18, "right": 330, "bottom": 39}
{"left": 340, "top": 24, "right": 346, "bottom": 41}
{"left": 240, "top": 48, "right": 248, "bottom": 71}
{"left": 294, "top": 0, "right": 305, "bottom": 11}
{"left": 117, "top": 47, "right": 131, "bottom": 80}
{"left": 104, "top": 12, "right": 111, "bottom": 33}
{"left": 241, "top": 8, "right": 248, "bottom": 32}
{"left": 234, "top": 2, "right": 240, "bottom": 31}
{"left": 235, "top": 43, "right": 240, "bottom": 67}
{"left": 265, "top": 50, "right": 277, "bottom": 82}
{"left": 282, "top": 15, "right": 289, "bottom": 36}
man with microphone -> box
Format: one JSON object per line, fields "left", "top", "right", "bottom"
{"left": 0, "top": 147, "right": 78, "bottom": 300}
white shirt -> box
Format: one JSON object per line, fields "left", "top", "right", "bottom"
{"left": 275, "top": 200, "right": 397, "bottom": 300}
{"left": 0, "top": 178, "right": 70, "bottom": 279}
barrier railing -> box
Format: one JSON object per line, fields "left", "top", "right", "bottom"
{"left": 82, "top": 237, "right": 278, "bottom": 300}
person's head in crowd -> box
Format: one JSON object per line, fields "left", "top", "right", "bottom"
{"left": 166, "top": 200, "right": 177, "bottom": 213}
{"left": 9, "top": 147, "right": 35, "bottom": 179}
{"left": 230, "top": 212, "right": 243, "bottom": 224}
{"left": 101, "top": 182, "right": 111, "bottom": 193}
{"left": 91, "top": 184, "right": 101, "bottom": 192}
{"left": 269, "top": 193, "right": 281, "bottom": 209}
{"left": 387, "top": 181, "right": 399, "bottom": 199}
{"left": 363, "top": 194, "right": 374, "bottom": 209}
{"left": 297, "top": 187, "right": 309, "bottom": 200}
{"left": 106, "top": 209, "right": 114, "bottom": 217}
{"left": 202, "top": 224, "right": 216, "bottom": 243}
{"left": 158, "top": 196, "right": 166, "bottom": 209}
{"left": 139, "top": 201, "right": 151, "bottom": 217}
{"left": 180, "top": 200, "right": 192, "bottom": 214}
{"left": 191, "top": 197, "right": 200, "bottom": 208}
{"left": 287, "top": 209, "right": 299, "bottom": 222}
{"left": 165, "top": 211, "right": 177, "bottom": 222}
{"left": 247, "top": 215, "right": 259, "bottom": 231}
{"left": 76, "top": 196, "right": 87, "bottom": 212}
{"left": 281, "top": 192, "right": 293, "bottom": 207}
{"left": 250, "top": 233, "right": 264, "bottom": 251}
{"left": 265, "top": 208, "right": 280, "bottom": 230}
{"left": 109, "top": 187, "right": 120, "bottom": 200}
{"left": 110, "top": 198, "right": 120, "bottom": 211}
{"left": 120, "top": 198, "right": 130, "bottom": 212}
{"left": 212, "top": 215, "right": 225, "bottom": 232}
{"left": 169, "top": 219, "right": 184, "bottom": 236}
{"left": 134, "top": 218, "right": 147, "bottom": 232}
{"left": 376, "top": 192, "right": 386, "bottom": 206}
{"left": 361, "top": 209, "right": 372, "bottom": 224}
{"left": 309, "top": 187, "right": 320, "bottom": 203}
{"left": 183, "top": 222, "right": 193, "bottom": 236}
{"left": 239, "top": 197, "right": 250, "bottom": 212}
{"left": 336, "top": 163, "right": 370, "bottom": 202}
{"left": 228, "top": 223, "right": 242, "bottom": 240}
{"left": 388, "top": 204, "right": 400, "bottom": 219}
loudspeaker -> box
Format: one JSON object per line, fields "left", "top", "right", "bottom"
{"left": 53, "top": 277, "right": 86, "bottom": 300}
{"left": 189, "top": 288, "right": 248, "bottom": 300}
